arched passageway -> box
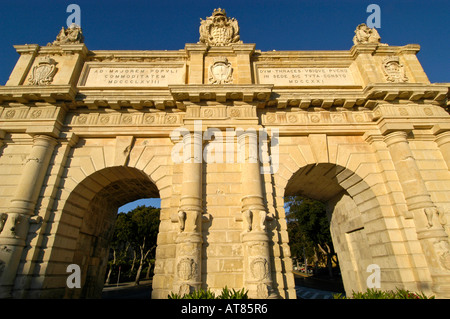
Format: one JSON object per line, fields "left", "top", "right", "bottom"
{"left": 284, "top": 163, "right": 394, "bottom": 294}
{"left": 43, "top": 166, "right": 159, "bottom": 298}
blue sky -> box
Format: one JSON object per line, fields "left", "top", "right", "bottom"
{"left": 1, "top": 0, "right": 449, "bottom": 211}
{"left": 0, "top": 0, "right": 449, "bottom": 84}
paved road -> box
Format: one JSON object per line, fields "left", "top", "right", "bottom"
{"left": 101, "top": 276, "right": 344, "bottom": 300}
{"left": 294, "top": 271, "right": 345, "bottom": 299}
{"left": 295, "top": 286, "right": 337, "bottom": 299}
{"left": 102, "top": 280, "right": 153, "bottom": 299}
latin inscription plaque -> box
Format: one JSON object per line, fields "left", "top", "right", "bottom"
{"left": 80, "top": 64, "right": 186, "bottom": 87}
{"left": 257, "top": 67, "right": 356, "bottom": 86}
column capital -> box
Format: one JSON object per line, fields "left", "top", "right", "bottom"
{"left": 184, "top": 43, "right": 208, "bottom": 55}
{"left": 432, "top": 123, "right": 450, "bottom": 136}
{"left": 31, "top": 134, "right": 59, "bottom": 147}
{"left": 379, "top": 122, "right": 414, "bottom": 136}
{"left": 383, "top": 130, "right": 409, "bottom": 148}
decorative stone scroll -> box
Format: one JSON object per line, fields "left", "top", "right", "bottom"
{"left": 199, "top": 8, "right": 241, "bottom": 47}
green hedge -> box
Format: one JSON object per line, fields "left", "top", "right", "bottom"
{"left": 168, "top": 286, "right": 248, "bottom": 299}
{"left": 333, "top": 288, "right": 435, "bottom": 299}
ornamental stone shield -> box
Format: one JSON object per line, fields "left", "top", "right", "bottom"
{"left": 28, "top": 56, "right": 57, "bottom": 85}
{"left": 382, "top": 56, "right": 408, "bottom": 83}
{"left": 177, "top": 257, "right": 198, "bottom": 281}
{"left": 208, "top": 57, "right": 233, "bottom": 84}
{"left": 250, "top": 257, "right": 269, "bottom": 281}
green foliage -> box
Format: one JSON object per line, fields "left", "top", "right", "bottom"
{"left": 168, "top": 286, "right": 249, "bottom": 299}
{"left": 286, "top": 196, "right": 332, "bottom": 250}
{"left": 106, "top": 205, "right": 160, "bottom": 284}
{"left": 333, "top": 288, "right": 435, "bottom": 299}
{"left": 218, "top": 286, "right": 249, "bottom": 299}
{"left": 285, "top": 196, "right": 336, "bottom": 275}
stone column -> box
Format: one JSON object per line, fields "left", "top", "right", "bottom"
{"left": 383, "top": 129, "right": 450, "bottom": 298}
{"left": 238, "top": 129, "right": 277, "bottom": 299}
{"left": 0, "top": 134, "right": 58, "bottom": 298}
{"left": 173, "top": 130, "right": 203, "bottom": 295}
{"left": 432, "top": 124, "right": 450, "bottom": 171}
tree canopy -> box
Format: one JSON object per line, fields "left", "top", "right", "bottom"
{"left": 285, "top": 196, "right": 337, "bottom": 277}
{"left": 106, "top": 205, "right": 160, "bottom": 285}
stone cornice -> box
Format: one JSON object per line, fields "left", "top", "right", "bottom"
{"left": 0, "top": 85, "right": 77, "bottom": 103}
{"left": 169, "top": 84, "right": 273, "bottom": 104}
{"left": 1, "top": 82, "right": 447, "bottom": 112}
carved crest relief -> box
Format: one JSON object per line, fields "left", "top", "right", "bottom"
{"left": 28, "top": 56, "right": 57, "bottom": 85}
{"left": 250, "top": 257, "right": 270, "bottom": 281}
{"left": 199, "top": 8, "right": 241, "bottom": 47}
{"left": 382, "top": 56, "right": 408, "bottom": 83}
{"left": 177, "top": 257, "right": 198, "bottom": 281}
{"left": 208, "top": 57, "right": 233, "bottom": 84}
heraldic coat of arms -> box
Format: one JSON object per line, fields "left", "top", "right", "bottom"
{"left": 199, "top": 8, "right": 241, "bottom": 47}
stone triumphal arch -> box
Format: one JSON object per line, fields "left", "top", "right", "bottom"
{"left": 1, "top": 9, "right": 450, "bottom": 298}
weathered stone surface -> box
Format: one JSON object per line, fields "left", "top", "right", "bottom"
{"left": 0, "top": 11, "right": 449, "bottom": 299}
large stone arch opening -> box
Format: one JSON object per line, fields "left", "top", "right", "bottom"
{"left": 46, "top": 166, "right": 159, "bottom": 299}
{"left": 284, "top": 162, "right": 394, "bottom": 295}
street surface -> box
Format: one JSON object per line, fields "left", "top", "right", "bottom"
{"left": 101, "top": 274, "right": 344, "bottom": 299}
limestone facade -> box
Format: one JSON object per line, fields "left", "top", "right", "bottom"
{"left": 0, "top": 10, "right": 449, "bottom": 298}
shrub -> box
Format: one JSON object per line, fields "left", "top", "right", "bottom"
{"left": 333, "top": 288, "right": 435, "bottom": 299}
{"left": 218, "top": 286, "right": 248, "bottom": 299}
{"left": 168, "top": 286, "right": 249, "bottom": 299}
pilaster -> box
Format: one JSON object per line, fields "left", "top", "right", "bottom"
{"left": 5, "top": 45, "right": 40, "bottom": 86}
{"left": 350, "top": 44, "right": 381, "bottom": 85}
{"left": 383, "top": 129, "right": 450, "bottom": 298}
{"left": 232, "top": 43, "right": 255, "bottom": 84}
{"left": 432, "top": 124, "right": 450, "bottom": 171}
{"left": 172, "top": 130, "right": 204, "bottom": 294}
{"left": 238, "top": 129, "right": 278, "bottom": 299}
{"left": 185, "top": 44, "right": 208, "bottom": 84}
{"left": 0, "top": 134, "right": 58, "bottom": 298}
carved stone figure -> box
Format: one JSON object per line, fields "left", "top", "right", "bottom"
{"left": 243, "top": 209, "right": 252, "bottom": 232}
{"left": 423, "top": 207, "right": 447, "bottom": 229}
{"left": 178, "top": 210, "right": 186, "bottom": 232}
{"left": 199, "top": 8, "right": 241, "bottom": 47}
{"left": 9, "top": 214, "right": 22, "bottom": 237}
{"left": 28, "top": 56, "right": 57, "bottom": 86}
{"left": 49, "top": 23, "right": 84, "bottom": 46}
{"left": 208, "top": 56, "right": 233, "bottom": 84}
{"left": 382, "top": 56, "right": 408, "bottom": 83}
{"left": 353, "top": 23, "right": 381, "bottom": 45}
{"left": 0, "top": 213, "right": 7, "bottom": 234}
